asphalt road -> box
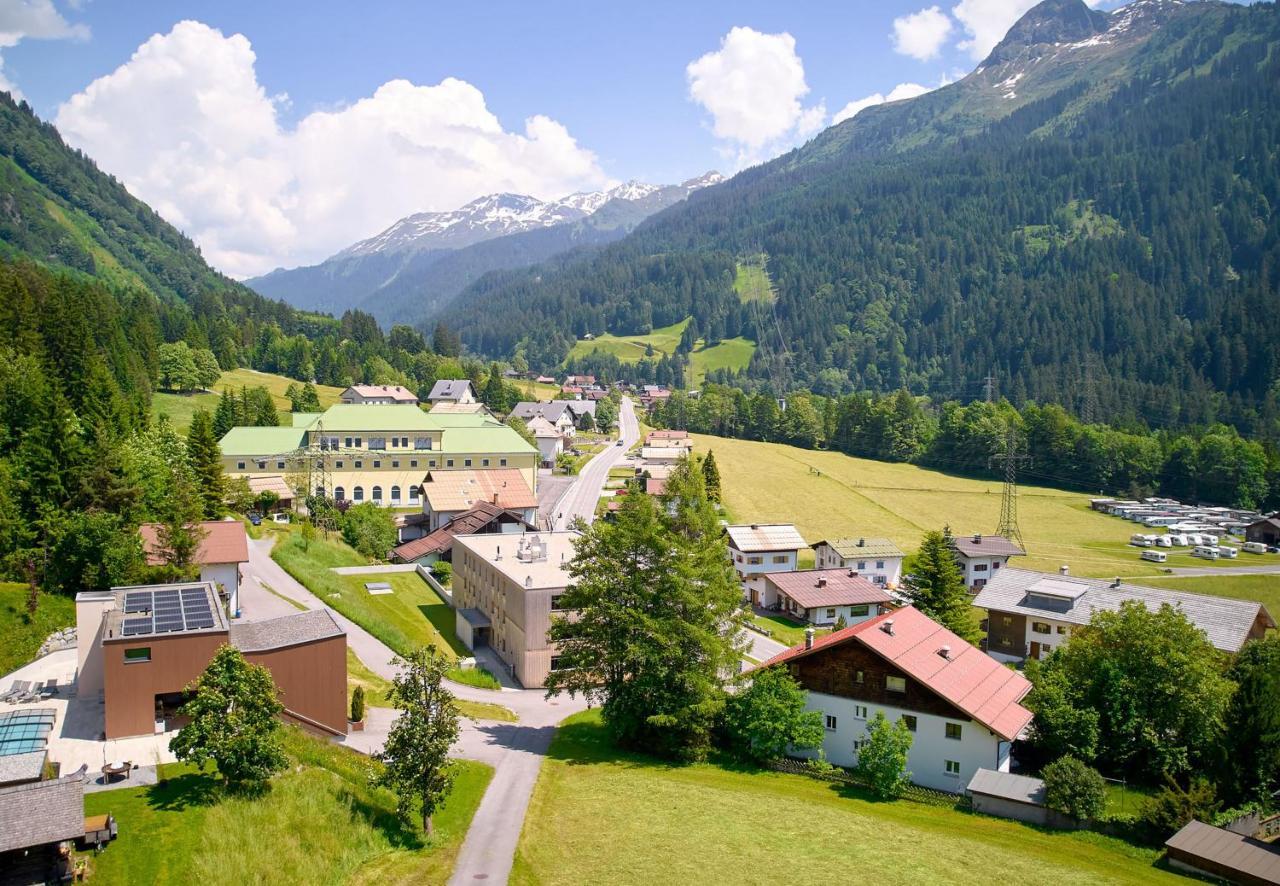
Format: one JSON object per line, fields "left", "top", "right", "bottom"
{"left": 553, "top": 396, "right": 640, "bottom": 530}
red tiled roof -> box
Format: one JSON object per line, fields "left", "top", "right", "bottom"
{"left": 764, "top": 569, "right": 892, "bottom": 609}
{"left": 391, "top": 501, "right": 533, "bottom": 562}
{"left": 645, "top": 477, "right": 667, "bottom": 496}
{"left": 139, "top": 520, "right": 249, "bottom": 566}
{"left": 760, "top": 606, "right": 1033, "bottom": 741}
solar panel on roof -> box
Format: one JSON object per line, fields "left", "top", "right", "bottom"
{"left": 124, "top": 591, "right": 152, "bottom": 613}
{"left": 187, "top": 616, "right": 216, "bottom": 629}
{"left": 122, "top": 616, "right": 152, "bottom": 636}
{"left": 154, "top": 590, "right": 181, "bottom": 606}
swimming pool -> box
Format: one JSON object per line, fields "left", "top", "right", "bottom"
{"left": 0, "top": 708, "right": 56, "bottom": 756}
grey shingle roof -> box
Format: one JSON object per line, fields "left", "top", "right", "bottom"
{"left": 428, "top": 379, "right": 473, "bottom": 400}
{"left": 1165, "top": 820, "right": 1280, "bottom": 883}
{"left": 230, "top": 609, "right": 344, "bottom": 653}
{"left": 0, "top": 774, "right": 84, "bottom": 853}
{"left": 951, "top": 534, "right": 1024, "bottom": 558}
{"left": 966, "top": 768, "right": 1046, "bottom": 806}
{"left": 973, "top": 568, "right": 1275, "bottom": 653}
{"left": 0, "top": 751, "right": 47, "bottom": 787}
{"left": 725, "top": 524, "right": 807, "bottom": 553}
{"left": 815, "top": 537, "right": 905, "bottom": 559}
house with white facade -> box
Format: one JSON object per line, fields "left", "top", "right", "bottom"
{"left": 340, "top": 384, "right": 419, "bottom": 405}
{"left": 526, "top": 415, "right": 567, "bottom": 466}
{"left": 427, "top": 379, "right": 477, "bottom": 405}
{"left": 974, "top": 567, "right": 1276, "bottom": 663}
{"left": 760, "top": 569, "right": 893, "bottom": 626}
{"left": 812, "top": 537, "right": 905, "bottom": 588}
{"left": 949, "top": 533, "right": 1024, "bottom": 591}
{"left": 725, "top": 523, "right": 808, "bottom": 605}
{"left": 138, "top": 520, "right": 249, "bottom": 616}
{"left": 760, "top": 605, "right": 1033, "bottom": 793}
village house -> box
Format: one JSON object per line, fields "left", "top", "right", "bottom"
{"left": 949, "top": 533, "right": 1024, "bottom": 591}
{"left": 75, "top": 582, "right": 347, "bottom": 739}
{"left": 760, "top": 569, "right": 894, "bottom": 626}
{"left": 726, "top": 523, "right": 808, "bottom": 604}
{"left": 339, "top": 384, "right": 419, "bottom": 405}
{"left": 418, "top": 468, "right": 538, "bottom": 531}
{"left": 138, "top": 520, "right": 249, "bottom": 616}
{"left": 526, "top": 415, "right": 568, "bottom": 466}
{"left": 812, "top": 537, "right": 905, "bottom": 588}
{"left": 509, "top": 400, "right": 595, "bottom": 432}
{"left": 427, "top": 379, "right": 477, "bottom": 405}
{"left": 219, "top": 403, "right": 539, "bottom": 508}
{"left": 974, "top": 567, "right": 1276, "bottom": 662}
{"left": 390, "top": 501, "right": 536, "bottom": 566}
{"left": 1245, "top": 515, "right": 1280, "bottom": 548}
{"left": 644, "top": 429, "right": 693, "bottom": 449}
{"left": 761, "top": 605, "right": 1033, "bottom": 793}
{"left": 452, "top": 531, "right": 578, "bottom": 688}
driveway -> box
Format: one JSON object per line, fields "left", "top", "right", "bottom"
{"left": 554, "top": 397, "right": 640, "bottom": 530}
{"left": 238, "top": 534, "right": 587, "bottom": 885}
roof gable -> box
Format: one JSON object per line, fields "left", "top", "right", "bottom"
{"left": 726, "top": 524, "right": 807, "bottom": 552}
{"left": 139, "top": 520, "right": 249, "bottom": 565}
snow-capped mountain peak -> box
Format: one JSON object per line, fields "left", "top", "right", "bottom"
{"left": 338, "top": 170, "right": 723, "bottom": 259}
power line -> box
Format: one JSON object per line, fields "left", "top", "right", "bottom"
{"left": 990, "top": 425, "right": 1031, "bottom": 551}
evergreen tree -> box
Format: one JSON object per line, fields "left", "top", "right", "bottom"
{"left": 701, "top": 450, "right": 722, "bottom": 503}
{"left": 212, "top": 389, "right": 238, "bottom": 438}
{"left": 901, "top": 528, "right": 981, "bottom": 644}
{"left": 1218, "top": 635, "right": 1280, "bottom": 805}
{"left": 187, "top": 409, "right": 225, "bottom": 519}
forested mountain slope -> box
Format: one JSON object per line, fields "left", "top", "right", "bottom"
{"left": 444, "top": 0, "right": 1280, "bottom": 432}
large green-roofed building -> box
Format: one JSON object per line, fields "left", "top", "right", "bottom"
{"left": 218, "top": 402, "right": 539, "bottom": 508}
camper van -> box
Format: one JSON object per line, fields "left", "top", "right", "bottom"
{"left": 1166, "top": 534, "right": 1188, "bottom": 546}
{"left": 1218, "top": 545, "right": 1238, "bottom": 559}
{"left": 1129, "top": 534, "right": 1153, "bottom": 548}
{"left": 1140, "top": 550, "right": 1168, "bottom": 563}
{"left": 1192, "top": 546, "right": 1219, "bottom": 560}
{"left": 1243, "top": 541, "right": 1268, "bottom": 555}
{"left": 1154, "top": 535, "right": 1173, "bottom": 548}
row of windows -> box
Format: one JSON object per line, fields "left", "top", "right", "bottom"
{"left": 737, "top": 554, "right": 791, "bottom": 565}
{"left": 333, "top": 485, "right": 420, "bottom": 504}
{"left": 236, "top": 456, "right": 510, "bottom": 471}
{"left": 824, "top": 711, "right": 961, "bottom": 740}
{"left": 329, "top": 436, "right": 434, "bottom": 451}
{"left": 821, "top": 604, "right": 871, "bottom": 618}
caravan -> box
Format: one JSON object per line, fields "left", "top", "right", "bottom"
{"left": 1140, "top": 550, "right": 1168, "bottom": 563}
{"left": 1154, "top": 535, "right": 1173, "bottom": 548}
{"left": 1192, "top": 546, "right": 1220, "bottom": 561}
{"left": 1129, "top": 534, "right": 1153, "bottom": 548}
{"left": 1218, "top": 545, "right": 1238, "bottom": 559}
{"left": 1243, "top": 542, "right": 1268, "bottom": 554}
{"left": 1166, "top": 534, "right": 1188, "bottom": 547}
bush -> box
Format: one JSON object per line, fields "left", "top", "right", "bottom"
{"left": 430, "top": 561, "right": 453, "bottom": 584}
{"left": 350, "top": 686, "right": 365, "bottom": 723}
{"left": 720, "top": 666, "right": 824, "bottom": 764}
{"left": 1042, "top": 756, "right": 1106, "bottom": 821}
{"left": 1139, "top": 777, "right": 1220, "bottom": 843}
{"left": 341, "top": 503, "right": 397, "bottom": 560}
{"left": 855, "top": 712, "right": 913, "bottom": 799}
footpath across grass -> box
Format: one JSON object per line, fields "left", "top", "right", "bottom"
{"left": 0, "top": 583, "right": 75, "bottom": 675}
{"left": 82, "top": 726, "right": 492, "bottom": 885}
{"left": 512, "top": 710, "right": 1179, "bottom": 886}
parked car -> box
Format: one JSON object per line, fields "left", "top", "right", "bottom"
{"left": 272, "top": 513, "right": 290, "bottom": 524}
{"left": 247, "top": 511, "right": 262, "bottom": 526}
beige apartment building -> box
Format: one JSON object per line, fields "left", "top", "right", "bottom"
{"left": 452, "top": 531, "right": 578, "bottom": 688}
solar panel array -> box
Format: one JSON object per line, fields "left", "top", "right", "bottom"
{"left": 118, "top": 587, "right": 218, "bottom": 636}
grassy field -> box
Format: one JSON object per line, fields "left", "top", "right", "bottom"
{"left": 347, "top": 647, "right": 516, "bottom": 722}
{"left": 81, "top": 727, "right": 491, "bottom": 885}
{"left": 0, "top": 583, "right": 75, "bottom": 676}
{"left": 1137, "top": 573, "right": 1280, "bottom": 620}
{"left": 733, "top": 254, "right": 776, "bottom": 304}
{"left": 511, "top": 710, "right": 1176, "bottom": 886}
{"left": 690, "top": 432, "right": 1280, "bottom": 581}
{"left": 153, "top": 367, "right": 344, "bottom": 432}
{"left": 566, "top": 317, "right": 754, "bottom": 387}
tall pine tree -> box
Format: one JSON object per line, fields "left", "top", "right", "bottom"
{"left": 187, "top": 409, "right": 225, "bottom": 519}
{"left": 701, "top": 450, "right": 721, "bottom": 503}
{"left": 902, "top": 528, "right": 981, "bottom": 644}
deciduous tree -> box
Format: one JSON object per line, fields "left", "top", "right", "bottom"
{"left": 856, "top": 712, "right": 913, "bottom": 799}
{"left": 722, "top": 666, "right": 823, "bottom": 764}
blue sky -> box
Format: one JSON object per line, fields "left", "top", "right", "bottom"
{"left": 2, "top": 0, "right": 1123, "bottom": 275}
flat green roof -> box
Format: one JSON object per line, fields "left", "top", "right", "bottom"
{"left": 291, "top": 412, "right": 322, "bottom": 428}
{"left": 307, "top": 403, "right": 437, "bottom": 432}
{"left": 219, "top": 426, "right": 308, "bottom": 456}
{"left": 440, "top": 424, "right": 538, "bottom": 455}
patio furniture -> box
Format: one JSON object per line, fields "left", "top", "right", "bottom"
{"left": 17, "top": 681, "right": 45, "bottom": 703}
{"left": 1, "top": 679, "right": 30, "bottom": 702}
{"left": 39, "top": 677, "right": 59, "bottom": 698}
{"left": 101, "top": 761, "right": 131, "bottom": 782}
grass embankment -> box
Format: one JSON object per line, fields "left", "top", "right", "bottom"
{"left": 1137, "top": 573, "right": 1280, "bottom": 622}
{"left": 348, "top": 649, "right": 515, "bottom": 723}
{"left": 82, "top": 727, "right": 491, "bottom": 885}
{"left": 0, "top": 583, "right": 75, "bottom": 675}
{"left": 153, "top": 367, "right": 343, "bottom": 432}
{"left": 270, "top": 531, "right": 503, "bottom": 691}
{"left": 511, "top": 711, "right": 1177, "bottom": 886}
{"left": 691, "top": 432, "right": 1280, "bottom": 582}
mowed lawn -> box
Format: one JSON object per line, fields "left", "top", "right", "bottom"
{"left": 567, "top": 317, "right": 754, "bottom": 385}
{"left": 691, "top": 433, "right": 1232, "bottom": 580}
{"left": 1138, "top": 573, "right": 1280, "bottom": 621}
{"left": 512, "top": 711, "right": 1177, "bottom": 886}
{"left": 82, "top": 727, "right": 491, "bottom": 886}
{"left": 347, "top": 646, "right": 516, "bottom": 723}
{"left": 153, "top": 367, "right": 344, "bottom": 432}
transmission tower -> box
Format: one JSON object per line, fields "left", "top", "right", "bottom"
{"left": 990, "top": 425, "right": 1031, "bottom": 551}
{"left": 983, "top": 372, "right": 997, "bottom": 404}
{"left": 299, "top": 420, "right": 340, "bottom": 536}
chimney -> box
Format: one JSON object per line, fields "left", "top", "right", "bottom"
{"left": 525, "top": 576, "right": 533, "bottom": 588}
{"left": 804, "top": 626, "right": 815, "bottom": 650}
{"left": 1059, "top": 565, "right": 1069, "bottom": 576}
{"left": 881, "top": 618, "right": 895, "bottom": 636}
{"left": 858, "top": 537, "right": 865, "bottom": 547}
{"left": 750, "top": 523, "right": 759, "bottom": 530}
{"left": 847, "top": 569, "right": 856, "bottom": 578}
{"left": 938, "top": 645, "right": 951, "bottom": 660}
{"left": 817, "top": 577, "right": 827, "bottom": 588}
{"left": 973, "top": 534, "right": 982, "bottom": 543}
{"left": 495, "top": 546, "right": 502, "bottom": 561}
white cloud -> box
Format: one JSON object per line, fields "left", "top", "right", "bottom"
{"left": 686, "top": 26, "right": 825, "bottom": 169}
{"left": 952, "top": 0, "right": 1107, "bottom": 61}
{"left": 892, "top": 7, "right": 954, "bottom": 61}
{"left": 0, "top": 0, "right": 89, "bottom": 99}
{"left": 54, "top": 20, "right": 611, "bottom": 278}
{"left": 832, "top": 82, "right": 933, "bottom": 125}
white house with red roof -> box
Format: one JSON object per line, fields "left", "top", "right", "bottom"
{"left": 760, "top": 569, "right": 893, "bottom": 626}
{"left": 138, "top": 520, "right": 250, "bottom": 617}
{"left": 759, "top": 606, "right": 1033, "bottom": 792}
{"left": 725, "top": 523, "right": 808, "bottom": 604}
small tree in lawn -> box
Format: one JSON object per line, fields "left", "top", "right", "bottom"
{"left": 170, "top": 645, "right": 287, "bottom": 792}
{"left": 350, "top": 686, "right": 366, "bottom": 724}
{"left": 856, "top": 712, "right": 913, "bottom": 799}
{"left": 1042, "top": 756, "right": 1107, "bottom": 821}
{"left": 701, "top": 451, "right": 721, "bottom": 503}
{"left": 376, "top": 646, "right": 461, "bottom": 835}
{"left": 722, "top": 666, "right": 824, "bottom": 764}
